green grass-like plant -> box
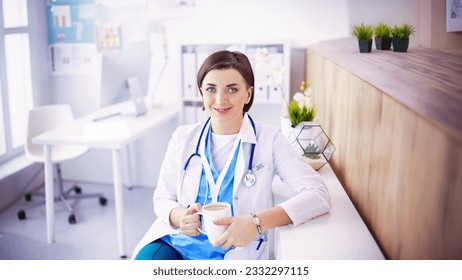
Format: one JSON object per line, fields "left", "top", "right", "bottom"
{"left": 392, "top": 23, "right": 415, "bottom": 38}
{"left": 304, "top": 143, "right": 321, "bottom": 159}
{"left": 374, "top": 22, "right": 392, "bottom": 38}
{"left": 287, "top": 100, "right": 316, "bottom": 128}
{"left": 351, "top": 23, "right": 374, "bottom": 41}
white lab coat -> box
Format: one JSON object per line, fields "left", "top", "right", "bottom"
{"left": 132, "top": 115, "right": 331, "bottom": 260}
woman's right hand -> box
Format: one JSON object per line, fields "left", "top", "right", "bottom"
{"left": 178, "top": 203, "right": 202, "bottom": 236}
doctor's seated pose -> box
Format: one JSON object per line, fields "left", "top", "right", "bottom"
{"left": 132, "top": 50, "right": 331, "bottom": 260}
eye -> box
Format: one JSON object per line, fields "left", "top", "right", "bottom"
{"left": 205, "top": 87, "right": 216, "bottom": 93}
{"left": 227, "top": 87, "right": 238, "bottom": 93}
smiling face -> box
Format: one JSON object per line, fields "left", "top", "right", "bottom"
{"left": 200, "top": 68, "right": 253, "bottom": 135}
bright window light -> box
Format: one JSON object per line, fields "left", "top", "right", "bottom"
{"left": 0, "top": 80, "right": 6, "bottom": 156}
{"left": 4, "top": 33, "right": 33, "bottom": 149}
{"left": 2, "top": 0, "right": 28, "bottom": 28}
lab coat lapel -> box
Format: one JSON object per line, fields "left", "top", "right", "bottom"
{"left": 233, "top": 114, "right": 257, "bottom": 197}
{"left": 180, "top": 121, "right": 208, "bottom": 206}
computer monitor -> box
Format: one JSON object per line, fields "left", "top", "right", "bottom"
{"left": 99, "top": 46, "right": 151, "bottom": 116}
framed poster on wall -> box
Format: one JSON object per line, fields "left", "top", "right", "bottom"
{"left": 447, "top": 0, "right": 462, "bottom": 32}
{"left": 47, "top": 0, "right": 97, "bottom": 75}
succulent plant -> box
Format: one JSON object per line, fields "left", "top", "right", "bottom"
{"left": 303, "top": 142, "right": 321, "bottom": 159}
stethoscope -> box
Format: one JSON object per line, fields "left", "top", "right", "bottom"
{"left": 179, "top": 115, "right": 267, "bottom": 250}
{"left": 180, "top": 115, "right": 257, "bottom": 205}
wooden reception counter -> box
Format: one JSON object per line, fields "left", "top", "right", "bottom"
{"left": 306, "top": 38, "right": 462, "bottom": 259}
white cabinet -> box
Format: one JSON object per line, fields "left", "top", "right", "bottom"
{"left": 179, "top": 43, "right": 291, "bottom": 126}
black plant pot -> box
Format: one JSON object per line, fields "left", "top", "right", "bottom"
{"left": 392, "top": 37, "right": 409, "bottom": 52}
{"left": 358, "top": 39, "right": 372, "bottom": 53}
{"left": 375, "top": 37, "right": 392, "bottom": 50}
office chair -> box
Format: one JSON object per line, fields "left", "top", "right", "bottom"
{"left": 17, "top": 104, "right": 107, "bottom": 224}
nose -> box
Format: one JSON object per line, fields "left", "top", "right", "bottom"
{"left": 215, "top": 88, "right": 227, "bottom": 105}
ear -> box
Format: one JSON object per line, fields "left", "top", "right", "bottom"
{"left": 245, "top": 87, "right": 253, "bottom": 104}
{"left": 199, "top": 88, "right": 205, "bottom": 110}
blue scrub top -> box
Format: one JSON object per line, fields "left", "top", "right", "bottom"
{"left": 162, "top": 128, "right": 239, "bottom": 260}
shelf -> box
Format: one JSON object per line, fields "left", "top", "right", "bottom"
{"left": 307, "top": 38, "right": 462, "bottom": 141}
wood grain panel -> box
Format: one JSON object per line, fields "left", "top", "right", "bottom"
{"left": 307, "top": 38, "right": 462, "bottom": 141}
{"left": 307, "top": 43, "right": 462, "bottom": 259}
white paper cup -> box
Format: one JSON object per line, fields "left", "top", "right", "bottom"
{"left": 196, "top": 202, "right": 231, "bottom": 244}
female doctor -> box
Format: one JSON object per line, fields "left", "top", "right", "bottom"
{"left": 132, "top": 50, "right": 331, "bottom": 260}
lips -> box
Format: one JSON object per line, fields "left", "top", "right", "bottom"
{"left": 214, "top": 107, "right": 231, "bottom": 113}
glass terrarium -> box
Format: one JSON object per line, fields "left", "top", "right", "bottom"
{"left": 288, "top": 122, "right": 335, "bottom": 171}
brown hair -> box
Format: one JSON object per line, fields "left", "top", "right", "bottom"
{"left": 196, "top": 50, "right": 254, "bottom": 113}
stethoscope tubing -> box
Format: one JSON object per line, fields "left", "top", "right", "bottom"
{"left": 180, "top": 115, "right": 257, "bottom": 205}
{"left": 183, "top": 117, "right": 211, "bottom": 171}
{"left": 184, "top": 115, "right": 256, "bottom": 172}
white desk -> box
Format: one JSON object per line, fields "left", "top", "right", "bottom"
{"left": 272, "top": 164, "right": 385, "bottom": 259}
{"left": 33, "top": 101, "right": 178, "bottom": 258}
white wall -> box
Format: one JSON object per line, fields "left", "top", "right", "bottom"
{"left": 155, "top": 0, "right": 420, "bottom": 114}
{"left": 58, "top": 0, "right": 421, "bottom": 187}
{"left": 160, "top": 0, "right": 419, "bottom": 47}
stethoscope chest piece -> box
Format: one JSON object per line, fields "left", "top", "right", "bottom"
{"left": 242, "top": 172, "right": 256, "bottom": 188}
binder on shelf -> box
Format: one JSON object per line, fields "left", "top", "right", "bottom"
{"left": 196, "top": 51, "right": 209, "bottom": 74}
{"left": 254, "top": 68, "right": 268, "bottom": 102}
{"left": 268, "top": 52, "right": 284, "bottom": 103}
{"left": 182, "top": 52, "right": 197, "bottom": 99}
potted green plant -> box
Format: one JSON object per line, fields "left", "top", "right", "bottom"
{"left": 351, "top": 23, "right": 374, "bottom": 53}
{"left": 287, "top": 100, "right": 316, "bottom": 128}
{"left": 374, "top": 22, "right": 392, "bottom": 50}
{"left": 284, "top": 81, "right": 336, "bottom": 171}
{"left": 287, "top": 81, "right": 316, "bottom": 128}
{"left": 391, "top": 23, "right": 415, "bottom": 52}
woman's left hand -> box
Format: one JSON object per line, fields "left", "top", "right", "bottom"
{"left": 211, "top": 215, "right": 259, "bottom": 250}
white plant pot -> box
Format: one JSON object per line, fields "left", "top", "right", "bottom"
{"left": 280, "top": 116, "right": 293, "bottom": 138}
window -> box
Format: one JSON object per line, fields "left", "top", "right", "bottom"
{"left": 2, "top": 0, "right": 28, "bottom": 28}
{"left": 4, "top": 33, "right": 33, "bottom": 149}
{"left": 0, "top": 0, "right": 34, "bottom": 163}
{"left": 0, "top": 83, "right": 6, "bottom": 156}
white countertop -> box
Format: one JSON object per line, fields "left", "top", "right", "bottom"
{"left": 272, "top": 164, "right": 385, "bottom": 260}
